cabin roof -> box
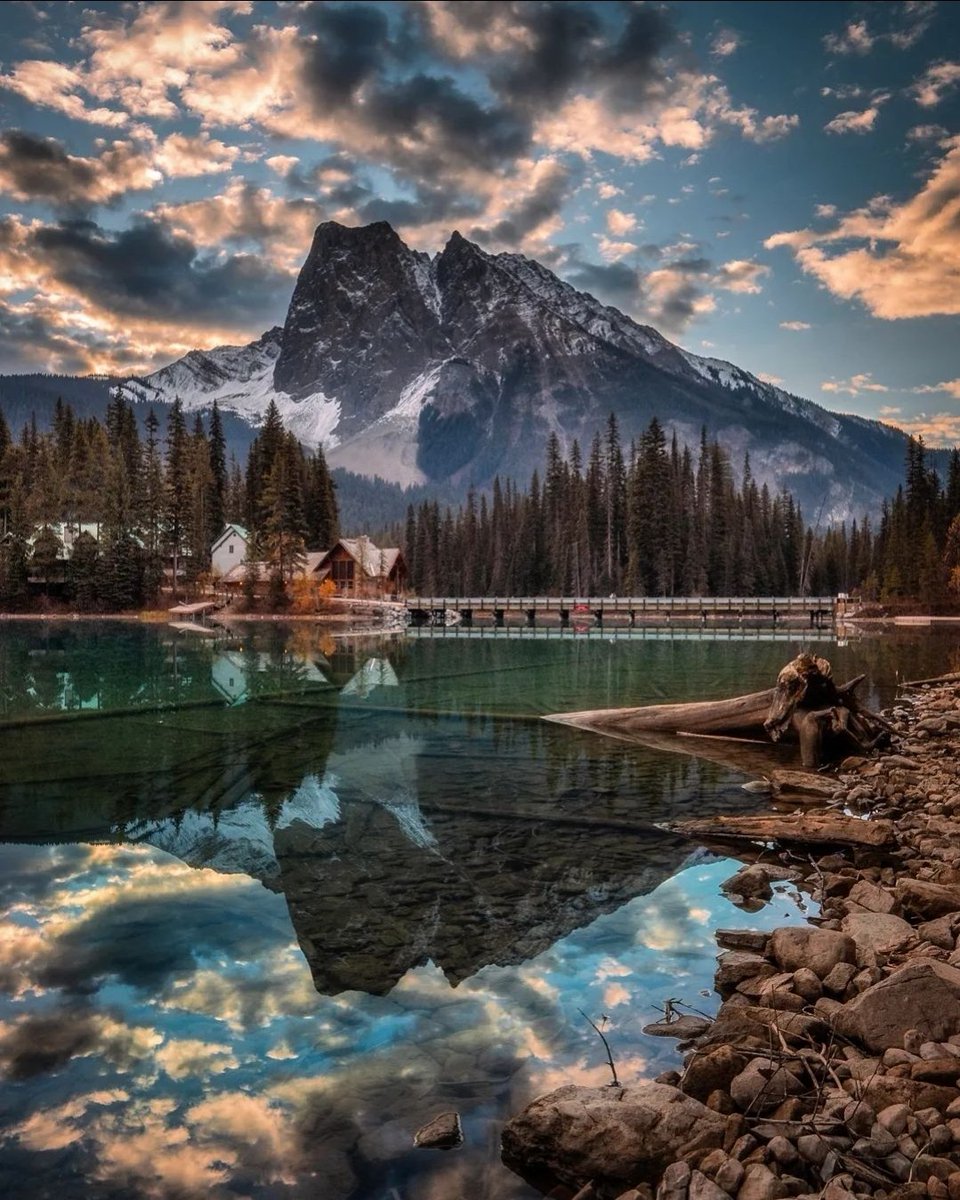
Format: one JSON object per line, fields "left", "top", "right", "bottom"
{"left": 211, "top": 524, "right": 250, "bottom": 551}
{"left": 316, "top": 538, "right": 403, "bottom": 577}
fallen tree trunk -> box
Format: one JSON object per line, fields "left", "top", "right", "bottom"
{"left": 543, "top": 688, "right": 775, "bottom": 737}
{"left": 544, "top": 654, "right": 890, "bottom": 770}
{"left": 660, "top": 811, "right": 896, "bottom": 849}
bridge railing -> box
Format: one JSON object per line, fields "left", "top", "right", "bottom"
{"left": 404, "top": 595, "right": 835, "bottom": 610}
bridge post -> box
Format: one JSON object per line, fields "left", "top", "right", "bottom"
{"left": 494, "top": 609, "right": 505, "bottom": 627}
{"left": 594, "top": 607, "right": 603, "bottom": 627}
{"left": 560, "top": 608, "right": 569, "bottom": 627}
{"left": 526, "top": 608, "right": 536, "bottom": 627}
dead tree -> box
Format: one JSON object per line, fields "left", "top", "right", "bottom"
{"left": 763, "top": 654, "right": 891, "bottom": 768}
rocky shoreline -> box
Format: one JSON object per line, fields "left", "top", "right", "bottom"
{"left": 502, "top": 674, "right": 960, "bottom": 1200}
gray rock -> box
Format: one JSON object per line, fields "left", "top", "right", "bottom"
{"left": 737, "top": 1162, "right": 788, "bottom": 1200}
{"left": 768, "top": 927, "right": 856, "bottom": 980}
{"left": 877, "top": 1102, "right": 911, "bottom": 1135}
{"left": 681, "top": 1046, "right": 746, "bottom": 1103}
{"left": 721, "top": 866, "right": 772, "bottom": 900}
{"left": 715, "top": 1158, "right": 744, "bottom": 1194}
{"left": 729, "top": 1057, "right": 804, "bottom": 1114}
{"left": 846, "top": 880, "right": 897, "bottom": 914}
{"left": 840, "top": 912, "right": 915, "bottom": 964}
{"left": 643, "top": 1015, "right": 712, "bottom": 1040}
{"left": 792, "top": 967, "right": 822, "bottom": 1002}
{"left": 897, "top": 878, "right": 960, "bottom": 920}
{"left": 413, "top": 1110, "right": 463, "bottom": 1150}
{"left": 919, "top": 915, "right": 960, "bottom": 951}
{"left": 715, "top": 952, "right": 776, "bottom": 994}
{"left": 837, "top": 960, "right": 960, "bottom": 1052}
{"left": 821, "top": 961, "right": 858, "bottom": 994}
{"left": 501, "top": 1084, "right": 725, "bottom": 1192}
{"left": 688, "top": 1169, "right": 730, "bottom": 1200}
{"left": 869, "top": 1122, "right": 897, "bottom": 1155}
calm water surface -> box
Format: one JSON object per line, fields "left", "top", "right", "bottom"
{"left": 0, "top": 621, "right": 956, "bottom": 1200}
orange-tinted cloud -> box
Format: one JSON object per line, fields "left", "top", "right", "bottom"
{"left": 766, "top": 138, "right": 960, "bottom": 319}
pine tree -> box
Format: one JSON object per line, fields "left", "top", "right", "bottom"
{"left": 164, "top": 398, "right": 188, "bottom": 600}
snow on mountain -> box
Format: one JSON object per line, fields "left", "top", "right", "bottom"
{"left": 113, "top": 219, "right": 915, "bottom": 519}
{"left": 128, "top": 735, "right": 436, "bottom": 885}
{"left": 119, "top": 327, "right": 341, "bottom": 448}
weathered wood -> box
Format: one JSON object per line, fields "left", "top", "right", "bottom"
{"left": 901, "top": 671, "right": 960, "bottom": 688}
{"left": 769, "top": 769, "right": 840, "bottom": 797}
{"left": 660, "top": 811, "right": 896, "bottom": 849}
{"left": 544, "top": 688, "right": 775, "bottom": 736}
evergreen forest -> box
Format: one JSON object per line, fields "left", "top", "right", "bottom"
{"left": 2, "top": 394, "right": 960, "bottom": 611}
{"left": 401, "top": 417, "right": 960, "bottom": 604}
{"left": 0, "top": 394, "right": 338, "bottom": 610}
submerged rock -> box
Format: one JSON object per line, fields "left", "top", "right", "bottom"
{"left": 413, "top": 1111, "right": 463, "bottom": 1150}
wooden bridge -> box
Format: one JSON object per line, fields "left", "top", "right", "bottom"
{"left": 404, "top": 595, "right": 836, "bottom": 628}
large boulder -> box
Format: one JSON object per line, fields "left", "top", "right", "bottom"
{"left": 840, "top": 912, "right": 916, "bottom": 965}
{"left": 768, "top": 926, "right": 856, "bottom": 980}
{"left": 897, "top": 879, "right": 960, "bottom": 920}
{"left": 838, "top": 960, "right": 960, "bottom": 1052}
{"left": 500, "top": 1083, "right": 725, "bottom": 1193}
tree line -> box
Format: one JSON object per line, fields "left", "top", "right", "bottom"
{"left": 3, "top": 394, "right": 960, "bottom": 611}
{"left": 401, "top": 416, "right": 960, "bottom": 603}
{"left": 0, "top": 394, "right": 338, "bottom": 611}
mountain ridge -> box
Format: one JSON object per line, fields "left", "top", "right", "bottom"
{"left": 12, "top": 220, "right": 923, "bottom": 521}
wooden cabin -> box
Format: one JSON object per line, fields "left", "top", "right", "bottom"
{"left": 311, "top": 538, "right": 407, "bottom": 599}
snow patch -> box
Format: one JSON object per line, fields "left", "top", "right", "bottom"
{"left": 326, "top": 366, "right": 444, "bottom": 486}
{"left": 118, "top": 330, "right": 341, "bottom": 450}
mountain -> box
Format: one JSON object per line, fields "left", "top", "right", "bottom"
{"left": 5, "top": 220, "right": 923, "bottom": 520}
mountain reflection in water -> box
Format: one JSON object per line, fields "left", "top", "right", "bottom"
{"left": 0, "top": 621, "right": 946, "bottom": 1199}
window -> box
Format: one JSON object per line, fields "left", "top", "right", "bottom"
{"left": 331, "top": 559, "right": 355, "bottom": 589}
{"left": 229, "top": 544, "right": 234, "bottom": 554}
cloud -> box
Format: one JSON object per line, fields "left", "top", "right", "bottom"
{"left": 883, "top": 412, "right": 960, "bottom": 446}
{"left": 464, "top": 156, "right": 572, "bottom": 252}
{"left": 912, "top": 378, "right": 960, "bottom": 398}
{"left": 156, "top": 1038, "right": 238, "bottom": 1080}
{"left": 814, "top": 204, "right": 837, "bottom": 218}
{"left": 765, "top": 138, "right": 960, "bottom": 319}
{"left": 597, "top": 235, "right": 637, "bottom": 262}
{"left": 606, "top": 209, "right": 637, "bottom": 236}
{"left": 824, "top": 104, "right": 885, "bottom": 135}
{"left": 890, "top": 2, "right": 938, "bottom": 49}
{"left": 907, "top": 123, "right": 949, "bottom": 141}
{"left": 153, "top": 178, "right": 327, "bottom": 269}
{"left": 0, "top": 131, "right": 160, "bottom": 207}
{"left": 565, "top": 241, "right": 769, "bottom": 335}
{"left": 596, "top": 182, "right": 623, "bottom": 200}
{"left": 821, "top": 373, "right": 890, "bottom": 395}
{"left": 823, "top": 5, "right": 934, "bottom": 56}
{"left": 757, "top": 372, "right": 784, "bottom": 385}
{"left": 152, "top": 131, "right": 238, "bottom": 177}
{"left": 824, "top": 19, "right": 875, "bottom": 55}
{"left": 0, "top": 59, "right": 128, "bottom": 126}
{"left": 780, "top": 320, "right": 811, "bottom": 331}
{"left": 912, "top": 60, "right": 960, "bottom": 107}
{"left": 715, "top": 259, "right": 770, "bottom": 294}
{"left": 711, "top": 29, "right": 741, "bottom": 58}
{"left": 27, "top": 217, "right": 289, "bottom": 329}
{"left": 265, "top": 154, "right": 299, "bottom": 176}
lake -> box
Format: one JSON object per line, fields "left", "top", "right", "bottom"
{"left": 0, "top": 620, "right": 955, "bottom": 1199}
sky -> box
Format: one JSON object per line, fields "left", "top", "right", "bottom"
{"left": 0, "top": 0, "right": 958, "bottom": 441}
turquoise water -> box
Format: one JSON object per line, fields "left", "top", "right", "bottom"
{"left": 0, "top": 621, "right": 954, "bottom": 1199}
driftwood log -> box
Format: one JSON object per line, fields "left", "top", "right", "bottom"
{"left": 763, "top": 654, "right": 892, "bottom": 768}
{"left": 544, "top": 653, "right": 890, "bottom": 770}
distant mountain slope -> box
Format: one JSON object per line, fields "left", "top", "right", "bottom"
{"left": 1, "top": 221, "right": 930, "bottom": 521}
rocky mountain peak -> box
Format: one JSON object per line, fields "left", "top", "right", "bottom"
{"left": 117, "top": 219, "right": 915, "bottom": 519}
